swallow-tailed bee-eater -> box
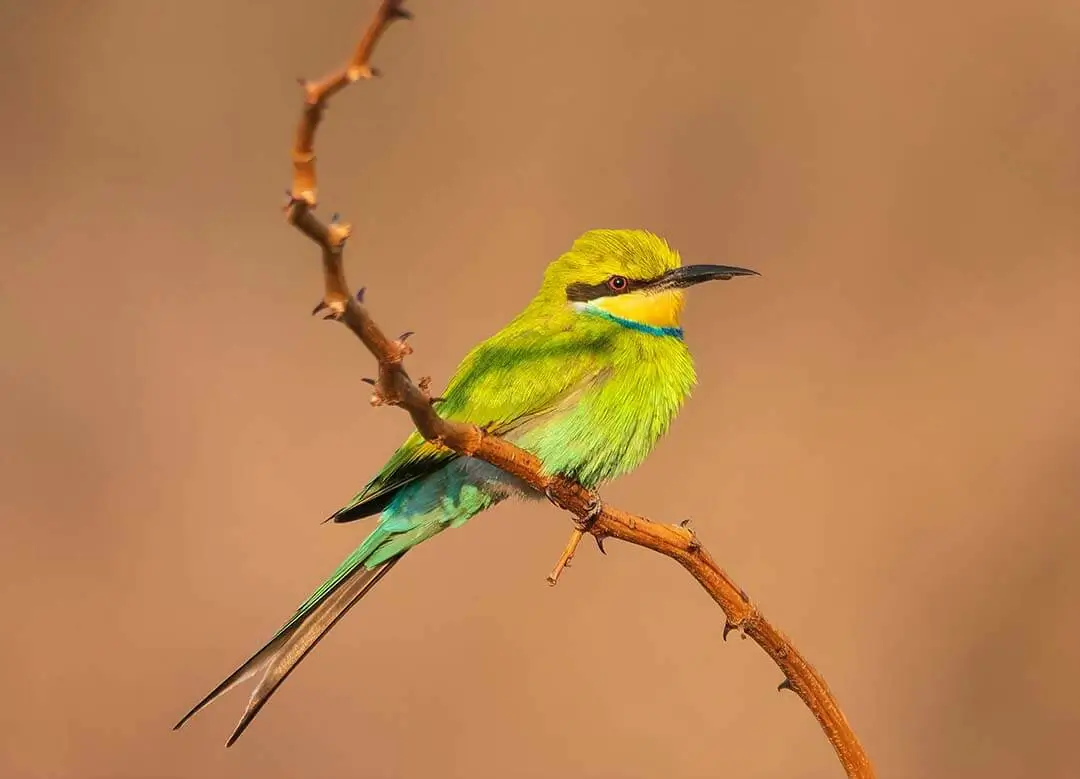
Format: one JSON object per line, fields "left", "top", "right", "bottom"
{"left": 175, "top": 228, "right": 758, "bottom": 745}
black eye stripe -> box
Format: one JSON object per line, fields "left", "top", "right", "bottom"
{"left": 565, "top": 276, "right": 650, "bottom": 302}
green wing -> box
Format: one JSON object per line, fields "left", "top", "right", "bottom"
{"left": 329, "top": 319, "right": 611, "bottom": 522}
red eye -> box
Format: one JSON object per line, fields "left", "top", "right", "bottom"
{"left": 607, "top": 275, "right": 628, "bottom": 292}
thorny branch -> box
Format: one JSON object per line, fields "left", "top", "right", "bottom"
{"left": 281, "top": 3, "right": 876, "bottom": 778}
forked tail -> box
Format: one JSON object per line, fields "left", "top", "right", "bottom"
{"left": 174, "top": 526, "right": 409, "bottom": 746}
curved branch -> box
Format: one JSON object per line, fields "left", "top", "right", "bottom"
{"left": 281, "top": 3, "right": 876, "bottom": 778}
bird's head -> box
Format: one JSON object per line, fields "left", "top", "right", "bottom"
{"left": 540, "top": 229, "right": 758, "bottom": 333}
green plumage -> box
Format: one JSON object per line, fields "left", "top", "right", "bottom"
{"left": 176, "top": 229, "right": 754, "bottom": 746}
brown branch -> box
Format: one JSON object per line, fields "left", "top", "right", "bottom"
{"left": 545, "top": 528, "right": 585, "bottom": 586}
{"left": 281, "top": 3, "right": 876, "bottom": 778}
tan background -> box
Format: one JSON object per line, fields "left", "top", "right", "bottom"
{"left": 3, "top": 1, "right": 1079, "bottom": 777}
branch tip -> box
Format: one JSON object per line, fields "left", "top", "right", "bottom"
{"left": 547, "top": 528, "right": 585, "bottom": 586}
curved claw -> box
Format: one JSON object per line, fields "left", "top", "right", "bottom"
{"left": 584, "top": 493, "right": 603, "bottom": 521}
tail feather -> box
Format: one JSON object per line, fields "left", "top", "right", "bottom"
{"left": 174, "top": 553, "right": 404, "bottom": 745}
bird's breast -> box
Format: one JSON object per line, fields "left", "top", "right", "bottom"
{"left": 514, "top": 332, "right": 696, "bottom": 488}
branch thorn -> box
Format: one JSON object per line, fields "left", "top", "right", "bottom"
{"left": 312, "top": 300, "right": 328, "bottom": 316}
{"left": 723, "top": 619, "right": 746, "bottom": 642}
{"left": 361, "top": 377, "right": 377, "bottom": 385}
{"left": 356, "top": 287, "right": 366, "bottom": 303}
{"left": 348, "top": 64, "right": 378, "bottom": 81}
{"left": 778, "top": 678, "right": 794, "bottom": 693}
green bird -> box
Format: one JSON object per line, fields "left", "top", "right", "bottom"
{"left": 175, "top": 228, "right": 757, "bottom": 745}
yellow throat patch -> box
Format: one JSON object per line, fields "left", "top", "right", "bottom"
{"left": 593, "top": 289, "right": 686, "bottom": 329}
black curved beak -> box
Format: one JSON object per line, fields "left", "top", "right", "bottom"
{"left": 654, "top": 264, "right": 760, "bottom": 290}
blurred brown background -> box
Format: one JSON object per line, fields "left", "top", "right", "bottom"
{"left": 2, "top": 1, "right": 1079, "bottom": 777}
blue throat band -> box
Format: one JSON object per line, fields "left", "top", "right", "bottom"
{"left": 585, "top": 307, "right": 684, "bottom": 340}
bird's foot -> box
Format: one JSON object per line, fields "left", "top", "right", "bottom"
{"left": 544, "top": 485, "right": 603, "bottom": 528}
{"left": 575, "top": 492, "right": 604, "bottom": 530}
{"left": 572, "top": 491, "right": 608, "bottom": 554}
